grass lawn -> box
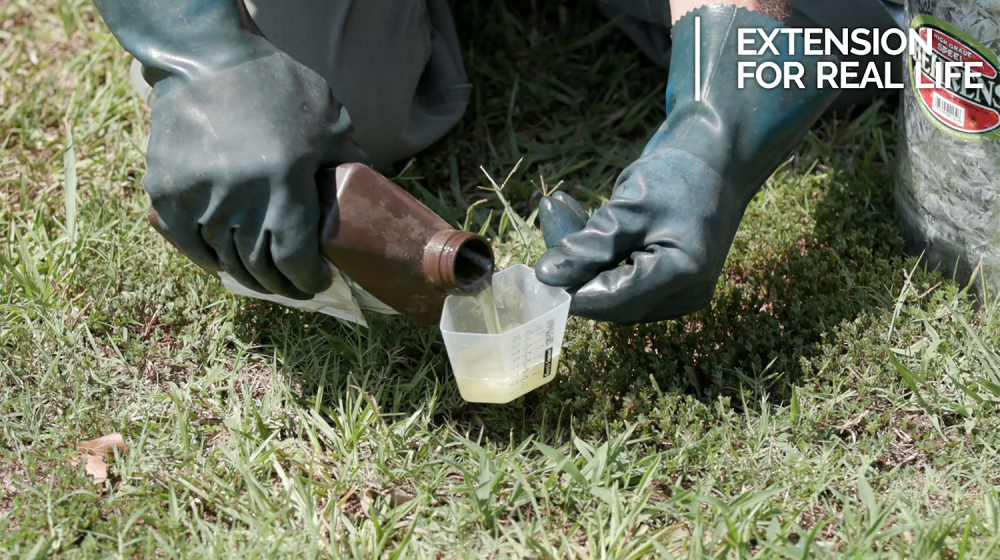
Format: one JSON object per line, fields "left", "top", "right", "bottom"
{"left": 4, "top": 0, "right": 1000, "bottom": 558}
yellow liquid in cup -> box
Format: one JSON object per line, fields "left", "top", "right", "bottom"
{"left": 454, "top": 356, "right": 559, "bottom": 403}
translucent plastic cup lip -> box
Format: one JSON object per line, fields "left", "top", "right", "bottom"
{"left": 439, "top": 264, "right": 571, "bottom": 337}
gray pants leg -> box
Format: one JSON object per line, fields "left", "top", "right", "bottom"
{"left": 591, "top": 0, "right": 905, "bottom": 113}
{"left": 127, "top": 0, "right": 905, "bottom": 166}
{"left": 129, "top": 0, "right": 470, "bottom": 169}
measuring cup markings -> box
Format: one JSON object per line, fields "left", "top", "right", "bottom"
{"left": 507, "top": 319, "right": 557, "bottom": 383}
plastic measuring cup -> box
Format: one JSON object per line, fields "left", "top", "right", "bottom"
{"left": 439, "top": 264, "right": 571, "bottom": 404}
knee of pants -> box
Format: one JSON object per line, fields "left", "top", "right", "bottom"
{"left": 594, "top": 0, "right": 906, "bottom": 115}
{"left": 787, "top": 0, "right": 905, "bottom": 113}
{"left": 245, "top": 0, "right": 471, "bottom": 168}
{"left": 129, "top": 0, "right": 470, "bottom": 168}
{"left": 586, "top": 0, "right": 672, "bottom": 67}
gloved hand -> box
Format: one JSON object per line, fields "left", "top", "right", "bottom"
{"left": 93, "top": 0, "right": 367, "bottom": 299}
{"left": 536, "top": 5, "right": 840, "bottom": 323}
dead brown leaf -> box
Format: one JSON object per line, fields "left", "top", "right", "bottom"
{"left": 360, "top": 489, "right": 377, "bottom": 517}
{"left": 68, "top": 454, "right": 108, "bottom": 484}
{"left": 71, "top": 433, "right": 129, "bottom": 485}
{"left": 77, "top": 433, "right": 128, "bottom": 459}
{"left": 83, "top": 455, "right": 108, "bottom": 483}
{"left": 356, "top": 487, "right": 415, "bottom": 517}
{"left": 386, "top": 488, "right": 415, "bottom": 508}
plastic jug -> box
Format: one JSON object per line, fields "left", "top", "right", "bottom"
{"left": 317, "top": 164, "right": 495, "bottom": 325}
{"left": 896, "top": 0, "right": 1000, "bottom": 303}
{"left": 439, "top": 264, "right": 571, "bottom": 404}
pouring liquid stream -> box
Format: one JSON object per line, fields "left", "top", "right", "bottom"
{"left": 475, "top": 283, "right": 503, "bottom": 335}
{"left": 453, "top": 281, "right": 507, "bottom": 401}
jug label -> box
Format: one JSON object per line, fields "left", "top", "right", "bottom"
{"left": 909, "top": 15, "right": 1000, "bottom": 141}
{"left": 543, "top": 348, "right": 554, "bottom": 378}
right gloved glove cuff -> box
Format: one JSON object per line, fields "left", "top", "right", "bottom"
{"left": 649, "top": 5, "right": 841, "bottom": 196}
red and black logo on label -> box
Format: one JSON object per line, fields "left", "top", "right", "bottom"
{"left": 910, "top": 15, "right": 1000, "bottom": 140}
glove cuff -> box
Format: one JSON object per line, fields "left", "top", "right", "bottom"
{"left": 646, "top": 5, "right": 840, "bottom": 202}
{"left": 94, "top": 0, "right": 276, "bottom": 96}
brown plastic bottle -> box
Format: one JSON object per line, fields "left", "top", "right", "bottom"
{"left": 147, "top": 163, "right": 494, "bottom": 325}
{"left": 316, "top": 163, "right": 494, "bottom": 325}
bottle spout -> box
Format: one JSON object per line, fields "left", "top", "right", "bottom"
{"left": 423, "top": 231, "right": 495, "bottom": 296}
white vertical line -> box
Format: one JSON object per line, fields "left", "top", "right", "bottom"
{"left": 694, "top": 16, "right": 701, "bottom": 102}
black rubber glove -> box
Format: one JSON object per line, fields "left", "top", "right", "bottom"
{"left": 535, "top": 5, "right": 840, "bottom": 323}
{"left": 93, "top": 0, "right": 367, "bottom": 298}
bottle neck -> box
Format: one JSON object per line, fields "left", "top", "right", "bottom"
{"left": 423, "top": 231, "right": 495, "bottom": 295}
